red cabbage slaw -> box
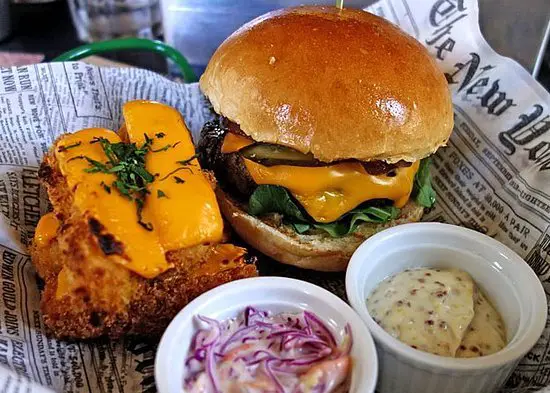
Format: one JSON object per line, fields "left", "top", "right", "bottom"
{"left": 184, "top": 307, "right": 353, "bottom": 393}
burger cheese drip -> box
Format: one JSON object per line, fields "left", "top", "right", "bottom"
{"left": 221, "top": 132, "right": 254, "bottom": 153}
{"left": 37, "top": 101, "right": 224, "bottom": 279}
{"left": 244, "top": 160, "right": 418, "bottom": 223}
{"left": 221, "top": 132, "right": 419, "bottom": 223}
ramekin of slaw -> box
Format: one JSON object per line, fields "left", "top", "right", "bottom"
{"left": 155, "top": 277, "right": 378, "bottom": 393}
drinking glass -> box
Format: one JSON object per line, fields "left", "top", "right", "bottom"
{"left": 67, "top": 0, "right": 162, "bottom": 42}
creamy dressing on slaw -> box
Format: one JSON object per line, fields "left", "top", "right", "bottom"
{"left": 184, "top": 307, "right": 352, "bottom": 393}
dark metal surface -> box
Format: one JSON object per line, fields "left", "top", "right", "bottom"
{"left": 0, "top": 2, "right": 79, "bottom": 60}
{"left": 161, "top": 0, "right": 549, "bottom": 81}
{"left": 0, "top": 2, "right": 168, "bottom": 74}
{"left": 478, "top": 0, "right": 550, "bottom": 76}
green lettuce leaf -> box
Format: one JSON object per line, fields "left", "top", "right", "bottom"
{"left": 311, "top": 205, "right": 400, "bottom": 237}
{"left": 290, "top": 222, "right": 312, "bottom": 234}
{"left": 413, "top": 158, "right": 436, "bottom": 208}
{"left": 248, "top": 184, "right": 308, "bottom": 221}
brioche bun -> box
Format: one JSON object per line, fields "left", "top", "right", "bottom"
{"left": 217, "top": 188, "right": 424, "bottom": 272}
{"left": 200, "top": 6, "right": 453, "bottom": 163}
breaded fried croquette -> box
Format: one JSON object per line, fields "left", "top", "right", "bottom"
{"left": 30, "top": 101, "right": 257, "bottom": 339}
{"left": 30, "top": 215, "right": 256, "bottom": 338}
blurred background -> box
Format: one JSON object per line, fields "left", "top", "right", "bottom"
{"left": 0, "top": 0, "right": 548, "bottom": 89}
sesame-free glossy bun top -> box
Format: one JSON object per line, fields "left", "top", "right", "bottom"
{"left": 200, "top": 6, "right": 453, "bottom": 163}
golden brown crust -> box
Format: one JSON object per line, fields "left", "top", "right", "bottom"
{"left": 216, "top": 188, "right": 425, "bottom": 272}
{"left": 200, "top": 6, "right": 453, "bottom": 163}
{"left": 30, "top": 224, "right": 257, "bottom": 338}
{"left": 30, "top": 140, "right": 257, "bottom": 339}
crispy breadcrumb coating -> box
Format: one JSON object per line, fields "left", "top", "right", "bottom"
{"left": 29, "top": 140, "right": 257, "bottom": 339}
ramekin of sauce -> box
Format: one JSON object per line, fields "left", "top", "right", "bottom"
{"left": 367, "top": 268, "right": 507, "bottom": 359}
{"left": 346, "top": 223, "right": 546, "bottom": 393}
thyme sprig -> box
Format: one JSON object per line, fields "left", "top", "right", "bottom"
{"left": 73, "top": 133, "right": 197, "bottom": 231}
{"left": 87, "top": 135, "right": 155, "bottom": 230}
{"left": 57, "top": 141, "right": 82, "bottom": 152}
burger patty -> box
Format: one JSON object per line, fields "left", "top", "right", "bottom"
{"left": 199, "top": 118, "right": 257, "bottom": 197}
{"left": 198, "top": 117, "right": 413, "bottom": 199}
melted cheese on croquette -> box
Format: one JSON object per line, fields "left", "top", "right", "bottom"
{"left": 35, "top": 101, "right": 224, "bottom": 279}
{"left": 53, "top": 128, "right": 170, "bottom": 279}
{"left": 122, "top": 100, "right": 223, "bottom": 251}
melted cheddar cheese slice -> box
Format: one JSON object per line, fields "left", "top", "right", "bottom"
{"left": 244, "top": 159, "right": 419, "bottom": 223}
{"left": 54, "top": 128, "right": 170, "bottom": 278}
{"left": 122, "top": 100, "right": 223, "bottom": 250}
{"left": 221, "top": 132, "right": 419, "bottom": 222}
{"left": 221, "top": 132, "right": 254, "bottom": 153}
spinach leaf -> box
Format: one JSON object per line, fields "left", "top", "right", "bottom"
{"left": 291, "top": 222, "right": 312, "bottom": 234}
{"left": 413, "top": 158, "right": 436, "bottom": 208}
{"left": 248, "top": 185, "right": 308, "bottom": 221}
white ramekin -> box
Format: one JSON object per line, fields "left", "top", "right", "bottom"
{"left": 156, "top": 277, "right": 378, "bottom": 393}
{"left": 346, "top": 222, "right": 546, "bottom": 393}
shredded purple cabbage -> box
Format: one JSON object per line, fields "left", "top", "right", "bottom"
{"left": 184, "top": 307, "right": 353, "bottom": 393}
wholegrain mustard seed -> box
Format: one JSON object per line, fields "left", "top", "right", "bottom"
{"left": 366, "top": 267, "right": 507, "bottom": 358}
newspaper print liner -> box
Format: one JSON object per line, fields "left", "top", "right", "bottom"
{"left": 0, "top": 0, "right": 550, "bottom": 391}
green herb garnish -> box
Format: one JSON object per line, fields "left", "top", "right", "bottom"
{"left": 57, "top": 141, "right": 82, "bottom": 152}
{"left": 159, "top": 153, "right": 198, "bottom": 181}
{"left": 151, "top": 144, "right": 172, "bottom": 153}
{"left": 176, "top": 153, "right": 199, "bottom": 166}
{"left": 159, "top": 166, "right": 192, "bottom": 181}
{"left": 100, "top": 181, "right": 111, "bottom": 194}
{"left": 81, "top": 136, "right": 155, "bottom": 230}
{"left": 157, "top": 189, "right": 168, "bottom": 198}
{"left": 76, "top": 133, "right": 200, "bottom": 230}
{"left": 83, "top": 157, "right": 110, "bottom": 173}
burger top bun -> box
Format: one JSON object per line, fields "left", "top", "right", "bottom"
{"left": 200, "top": 6, "right": 454, "bottom": 164}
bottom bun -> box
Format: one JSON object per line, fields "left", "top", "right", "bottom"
{"left": 217, "top": 189, "right": 425, "bottom": 272}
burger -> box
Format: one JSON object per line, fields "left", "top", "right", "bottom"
{"left": 198, "top": 6, "right": 453, "bottom": 272}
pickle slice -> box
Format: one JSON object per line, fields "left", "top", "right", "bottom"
{"left": 240, "top": 143, "right": 321, "bottom": 166}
